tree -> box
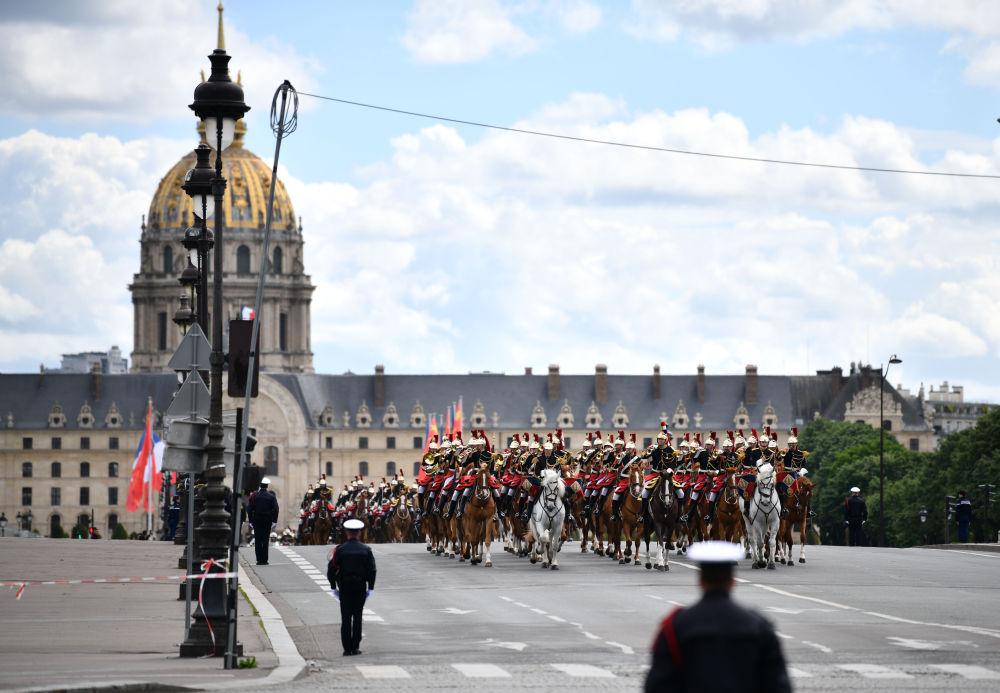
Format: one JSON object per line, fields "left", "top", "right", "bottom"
{"left": 111, "top": 523, "right": 129, "bottom": 540}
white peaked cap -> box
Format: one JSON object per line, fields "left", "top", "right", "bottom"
{"left": 851, "top": 486, "right": 860, "bottom": 493}
{"left": 343, "top": 518, "right": 365, "bottom": 530}
{"left": 261, "top": 477, "right": 272, "bottom": 485}
{"left": 688, "top": 540, "right": 743, "bottom": 563}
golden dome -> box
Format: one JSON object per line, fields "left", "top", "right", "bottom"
{"left": 147, "top": 122, "right": 297, "bottom": 232}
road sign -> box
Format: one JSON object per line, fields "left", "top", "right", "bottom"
{"left": 168, "top": 323, "right": 212, "bottom": 372}
{"left": 165, "top": 371, "right": 211, "bottom": 420}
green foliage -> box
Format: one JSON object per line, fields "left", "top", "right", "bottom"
{"left": 801, "top": 409, "right": 1000, "bottom": 547}
{"left": 49, "top": 521, "right": 67, "bottom": 539}
{"left": 237, "top": 656, "right": 257, "bottom": 669}
{"left": 111, "top": 523, "right": 129, "bottom": 540}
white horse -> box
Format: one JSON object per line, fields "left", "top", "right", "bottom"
{"left": 745, "top": 461, "right": 780, "bottom": 570}
{"left": 528, "top": 468, "right": 566, "bottom": 570}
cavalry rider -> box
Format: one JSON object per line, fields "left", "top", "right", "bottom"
{"left": 452, "top": 430, "right": 502, "bottom": 520}
{"left": 699, "top": 433, "right": 727, "bottom": 524}
{"left": 433, "top": 436, "right": 463, "bottom": 516}
{"left": 313, "top": 475, "right": 334, "bottom": 508}
{"left": 416, "top": 437, "right": 441, "bottom": 517}
{"left": 515, "top": 436, "right": 548, "bottom": 522}
{"left": 580, "top": 431, "right": 603, "bottom": 514}
{"left": 497, "top": 435, "right": 521, "bottom": 518}
{"left": 777, "top": 428, "right": 812, "bottom": 518}
{"left": 301, "top": 484, "right": 315, "bottom": 512}
{"left": 588, "top": 434, "right": 618, "bottom": 520}
{"left": 610, "top": 432, "right": 638, "bottom": 523}
{"left": 680, "top": 434, "right": 714, "bottom": 523}
{"left": 638, "top": 425, "right": 677, "bottom": 524}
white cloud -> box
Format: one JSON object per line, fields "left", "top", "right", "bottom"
{"left": 550, "top": 0, "right": 603, "bottom": 34}
{"left": 403, "top": 0, "right": 538, "bottom": 64}
{"left": 0, "top": 0, "right": 322, "bottom": 125}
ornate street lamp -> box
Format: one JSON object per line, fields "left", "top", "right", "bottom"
{"left": 879, "top": 354, "right": 902, "bottom": 547}
{"left": 919, "top": 505, "right": 928, "bottom": 545}
{"left": 182, "top": 143, "right": 215, "bottom": 330}
{"left": 179, "top": 43, "right": 249, "bottom": 659}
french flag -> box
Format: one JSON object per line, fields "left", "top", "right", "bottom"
{"left": 241, "top": 306, "right": 255, "bottom": 321}
{"left": 126, "top": 400, "right": 166, "bottom": 512}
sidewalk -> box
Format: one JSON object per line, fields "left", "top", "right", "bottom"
{"left": 0, "top": 536, "right": 289, "bottom": 692}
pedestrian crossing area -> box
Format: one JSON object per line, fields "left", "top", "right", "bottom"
{"left": 339, "top": 661, "right": 1000, "bottom": 682}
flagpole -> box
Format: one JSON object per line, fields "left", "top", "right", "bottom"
{"left": 147, "top": 397, "right": 154, "bottom": 536}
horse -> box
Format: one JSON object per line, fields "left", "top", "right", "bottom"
{"left": 388, "top": 491, "right": 413, "bottom": 543}
{"left": 618, "top": 460, "right": 645, "bottom": 566}
{"left": 746, "top": 461, "right": 780, "bottom": 570}
{"left": 642, "top": 469, "right": 680, "bottom": 571}
{"left": 712, "top": 466, "right": 746, "bottom": 545}
{"left": 777, "top": 477, "right": 817, "bottom": 565}
{"left": 460, "top": 462, "right": 497, "bottom": 566}
{"left": 310, "top": 499, "right": 332, "bottom": 546}
{"left": 528, "top": 468, "right": 566, "bottom": 569}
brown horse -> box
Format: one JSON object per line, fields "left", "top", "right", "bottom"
{"left": 712, "top": 467, "right": 746, "bottom": 545}
{"left": 777, "top": 477, "right": 816, "bottom": 565}
{"left": 618, "top": 460, "right": 645, "bottom": 566}
{"left": 642, "top": 471, "right": 680, "bottom": 571}
{"left": 388, "top": 490, "right": 413, "bottom": 543}
{"left": 311, "top": 500, "right": 332, "bottom": 545}
{"left": 460, "top": 462, "right": 497, "bottom": 566}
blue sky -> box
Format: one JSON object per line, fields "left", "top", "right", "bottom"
{"left": 1, "top": 1, "right": 999, "bottom": 402}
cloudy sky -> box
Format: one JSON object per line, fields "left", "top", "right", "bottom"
{"left": 1, "top": 0, "right": 999, "bottom": 401}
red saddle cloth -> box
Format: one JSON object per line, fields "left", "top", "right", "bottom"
{"left": 457, "top": 474, "right": 476, "bottom": 490}
{"left": 673, "top": 472, "right": 691, "bottom": 487}
{"left": 429, "top": 474, "right": 447, "bottom": 492}
{"left": 691, "top": 472, "right": 708, "bottom": 492}
{"left": 613, "top": 476, "right": 631, "bottom": 493}
{"left": 417, "top": 468, "right": 435, "bottom": 486}
{"left": 711, "top": 474, "right": 727, "bottom": 493}
{"left": 643, "top": 472, "right": 660, "bottom": 483}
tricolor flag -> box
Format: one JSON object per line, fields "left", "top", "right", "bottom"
{"left": 240, "top": 305, "right": 255, "bottom": 321}
{"left": 424, "top": 414, "right": 440, "bottom": 453}
{"left": 453, "top": 397, "right": 463, "bottom": 439}
{"left": 126, "top": 399, "right": 166, "bottom": 512}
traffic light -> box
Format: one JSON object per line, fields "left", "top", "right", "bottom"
{"left": 986, "top": 484, "right": 996, "bottom": 504}
{"left": 946, "top": 495, "right": 957, "bottom": 520}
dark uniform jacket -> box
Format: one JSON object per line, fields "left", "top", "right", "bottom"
{"left": 247, "top": 488, "right": 279, "bottom": 524}
{"left": 327, "top": 538, "right": 377, "bottom": 591}
{"left": 956, "top": 497, "right": 973, "bottom": 523}
{"left": 645, "top": 591, "right": 791, "bottom": 693}
{"left": 844, "top": 495, "right": 867, "bottom": 522}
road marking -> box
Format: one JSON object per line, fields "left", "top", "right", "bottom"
{"left": 887, "top": 636, "right": 940, "bottom": 650}
{"left": 551, "top": 663, "right": 616, "bottom": 678}
{"left": 787, "top": 667, "right": 813, "bottom": 678}
{"left": 452, "top": 663, "right": 511, "bottom": 678}
{"left": 440, "top": 607, "right": 475, "bottom": 615}
{"left": 752, "top": 584, "right": 856, "bottom": 611}
{"left": 605, "top": 640, "right": 634, "bottom": 655}
{"left": 514, "top": 602, "right": 528, "bottom": 607}
{"left": 530, "top": 607, "right": 547, "bottom": 615}
{"left": 479, "top": 638, "right": 527, "bottom": 651}
{"left": 356, "top": 665, "right": 410, "bottom": 679}
{"left": 582, "top": 631, "right": 600, "bottom": 640}
{"left": 499, "top": 595, "right": 514, "bottom": 602}
{"left": 837, "top": 664, "right": 912, "bottom": 679}
{"left": 547, "top": 614, "right": 567, "bottom": 622}
{"left": 931, "top": 664, "right": 1000, "bottom": 679}
{"left": 801, "top": 640, "right": 833, "bottom": 654}
{"left": 775, "top": 631, "right": 794, "bottom": 640}
{"left": 646, "top": 594, "right": 664, "bottom": 600}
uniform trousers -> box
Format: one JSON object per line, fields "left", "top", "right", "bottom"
{"left": 958, "top": 520, "right": 970, "bottom": 543}
{"left": 847, "top": 520, "right": 864, "bottom": 546}
{"left": 252, "top": 520, "right": 272, "bottom": 563}
{"left": 340, "top": 579, "right": 367, "bottom": 652}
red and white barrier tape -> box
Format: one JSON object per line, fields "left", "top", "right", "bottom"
{"left": 3, "top": 569, "right": 238, "bottom": 600}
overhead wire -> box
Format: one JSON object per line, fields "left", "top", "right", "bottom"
{"left": 297, "top": 91, "right": 1000, "bottom": 180}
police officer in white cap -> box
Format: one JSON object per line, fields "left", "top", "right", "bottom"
{"left": 328, "top": 518, "right": 377, "bottom": 656}
{"left": 645, "top": 541, "right": 790, "bottom": 692}
{"left": 247, "top": 477, "right": 279, "bottom": 565}
{"left": 844, "top": 486, "right": 867, "bottom": 546}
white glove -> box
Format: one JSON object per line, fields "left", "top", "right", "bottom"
{"left": 332, "top": 589, "right": 340, "bottom": 600}
{"left": 366, "top": 589, "right": 373, "bottom": 600}
{"left": 798, "top": 467, "right": 808, "bottom": 476}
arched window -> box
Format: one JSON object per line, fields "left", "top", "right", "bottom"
{"left": 51, "top": 461, "right": 61, "bottom": 478}
{"left": 108, "top": 462, "right": 119, "bottom": 478}
{"left": 386, "top": 461, "right": 396, "bottom": 476}
{"left": 264, "top": 446, "right": 279, "bottom": 476}
{"left": 163, "top": 246, "right": 173, "bottom": 273}
{"left": 50, "top": 514, "right": 61, "bottom": 538}
{"left": 236, "top": 245, "right": 251, "bottom": 275}
{"left": 80, "top": 461, "right": 90, "bottom": 478}
{"left": 22, "top": 462, "right": 32, "bottom": 478}
{"left": 359, "top": 461, "right": 369, "bottom": 477}
{"left": 273, "top": 246, "right": 283, "bottom": 274}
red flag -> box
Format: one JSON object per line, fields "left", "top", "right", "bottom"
{"left": 453, "top": 397, "right": 463, "bottom": 439}
{"left": 424, "top": 415, "right": 440, "bottom": 453}
{"left": 126, "top": 400, "right": 162, "bottom": 512}
{"left": 445, "top": 407, "right": 453, "bottom": 439}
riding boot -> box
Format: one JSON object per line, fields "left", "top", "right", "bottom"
{"left": 496, "top": 495, "right": 508, "bottom": 518}
{"left": 610, "top": 497, "right": 622, "bottom": 523}
{"left": 777, "top": 487, "right": 788, "bottom": 518}
{"left": 743, "top": 501, "right": 751, "bottom": 518}
{"left": 455, "top": 494, "right": 468, "bottom": 519}
{"left": 679, "top": 501, "right": 690, "bottom": 523}
{"left": 520, "top": 496, "right": 533, "bottom": 522}
{"left": 704, "top": 502, "right": 716, "bottom": 523}
{"left": 443, "top": 498, "right": 458, "bottom": 520}
{"left": 637, "top": 497, "right": 649, "bottom": 524}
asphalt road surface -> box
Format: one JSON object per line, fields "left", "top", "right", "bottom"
{"left": 243, "top": 538, "right": 1000, "bottom": 692}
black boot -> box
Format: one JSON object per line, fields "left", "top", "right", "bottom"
{"left": 443, "top": 498, "right": 457, "bottom": 519}
{"left": 497, "top": 495, "right": 509, "bottom": 518}
{"left": 637, "top": 497, "right": 649, "bottom": 524}
{"left": 519, "top": 496, "right": 533, "bottom": 522}
{"left": 679, "top": 501, "right": 691, "bottom": 523}
{"left": 455, "top": 495, "right": 469, "bottom": 519}
{"left": 704, "top": 502, "right": 716, "bottom": 523}
{"left": 610, "top": 497, "right": 622, "bottom": 523}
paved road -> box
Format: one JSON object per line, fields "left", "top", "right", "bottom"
{"left": 243, "top": 540, "right": 1000, "bottom": 692}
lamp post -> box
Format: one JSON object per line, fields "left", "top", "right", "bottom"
{"left": 879, "top": 354, "right": 902, "bottom": 547}
{"left": 919, "top": 505, "right": 927, "bottom": 545}
{"left": 0, "top": 512, "right": 7, "bottom": 536}
{"left": 179, "top": 44, "right": 249, "bottom": 659}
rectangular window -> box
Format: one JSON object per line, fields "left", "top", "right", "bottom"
{"left": 22, "top": 437, "right": 32, "bottom": 450}
{"left": 80, "top": 487, "right": 90, "bottom": 505}
{"left": 80, "top": 437, "right": 90, "bottom": 450}
{"left": 158, "top": 312, "right": 168, "bottom": 350}
{"left": 279, "top": 313, "right": 288, "bottom": 351}
{"left": 109, "top": 437, "right": 119, "bottom": 450}
{"left": 359, "top": 436, "right": 369, "bottom": 449}
{"left": 108, "top": 487, "right": 118, "bottom": 505}
{"left": 52, "top": 437, "right": 62, "bottom": 450}
{"left": 386, "top": 436, "right": 396, "bottom": 449}
{"left": 882, "top": 420, "right": 892, "bottom": 431}
{"left": 22, "top": 462, "right": 32, "bottom": 478}
{"left": 643, "top": 437, "right": 653, "bottom": 449}
{"left": 325, "top": 436, "right": 333, "bottom": 449}
{"left": 80, "top": 462, "right": 90, "bottom": 478}
{"left": 22, "top": 487, "right": 32, "bottom": 505}
{"left": 564, "top": 437, "right": 571, "bottom": 450}
{"left": 413, "top": 436, "right": 422, "bottom": 449}
{"left": 325, "top": 462, "right": 333, "bottom": 476}
{"left": 51, "top": 488, "right": 61, "bottom": 506}
{"left": 909, "top": 438, "right": 920, "bottom": 451}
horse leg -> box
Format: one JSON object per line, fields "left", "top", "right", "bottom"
{"left": 767, "top": 522, "right": 777, "bottom": 570}
{"left": 798, "top": 519, "right": 807, "bottom": 563}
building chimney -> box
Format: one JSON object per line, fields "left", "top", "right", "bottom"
{"left": 374, "top": 365, "right": 385, "bottom": 408}
{"left": 831, "top": 365, "right": 842, "bottom": 398}
{"left": 524, "top": 367, "right": 533, "bottom": 375}
{"left": 697, "top": 365, "right": 706, "bottom": 405}
{"left": 595, "top": 364, "right": 608, "bottom": 404}
{"left": 91, "top": 362, "right": 102, "bottom": 402}
{"left": 745, "top": 364, "right": 758, "bottom": 405}
{"left": 547, "top": 364, "right": 560, "bottom": 401}
{"left": 652, "top": 364, "right": 661, "bottom": 400}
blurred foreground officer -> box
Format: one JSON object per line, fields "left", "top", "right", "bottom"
{"left": 328, "top": 518, "right": 377, "bottom": 656}
{"left": 247, "top": 477, "right": 279, "bottom": 565}
{"left": 645, "top": 541, "right": 790, "bottom": 693}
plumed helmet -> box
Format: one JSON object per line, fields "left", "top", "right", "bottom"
{"left": 428, "top": 441, "right": 439, "bottom": 450}
{"left": 543, "top": 441, "right": 553, "bottom": 450}
{"left": 510, "top": 439, "right": 520, "bottom": 449}
{"left": 581, "top": 438, "right": 591, "bottom": 448}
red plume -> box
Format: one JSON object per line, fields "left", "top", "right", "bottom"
{"left": 792, "top": 427, "right": 798, "bottom": 437}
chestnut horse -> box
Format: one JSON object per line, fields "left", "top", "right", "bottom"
{"left": 712, "top": 467, "right": 746, "bottom": 545}
{"left": 619, "top": 460, "right": 645, "bottom": 566}
{"left": 777, "top": 477, "right": 816, "bottom": 565}
{"left": 460, "top": 462, "right": 496, "bottom": 566}
{"left": 642, "top": 470, "right": 680, "bottom": 571}
{"left": 311, "top": 500, "right": 332, "bottom": 546}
